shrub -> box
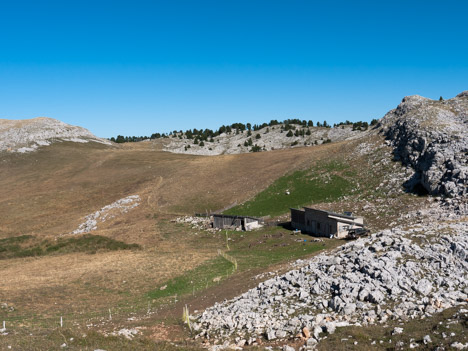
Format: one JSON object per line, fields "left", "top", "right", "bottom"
{"left": 250, "top": 144, "right": 262, "bottom": 152}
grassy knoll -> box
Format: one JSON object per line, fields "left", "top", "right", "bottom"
{"left": 224, "top": 161, "right": 354, "bottom": 217}
{"left": 0, "top": 234, "right": 140, "bottom": 260}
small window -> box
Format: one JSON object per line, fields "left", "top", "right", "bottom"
{"left": 317, "top": 223, "right": 321, "bottom": 230}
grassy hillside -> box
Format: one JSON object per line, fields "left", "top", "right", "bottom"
{"left": 0, "top": 140, "right": 343, "bottom": 240}
{"left": 224, "top": 161, "right": 353, "bottom": 217}
{"left": 0, "top": 134, "right": 436, "bottom": 350}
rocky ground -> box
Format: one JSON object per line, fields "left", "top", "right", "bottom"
{"left": 72, "top": 195, "right": 141, "bottom": 234}
{"left": 174, "top": 216, "right": 221, "bottom": 233}
{"left": 194, "top": 211, "right": 467, "bottom": 350}
{"left": 163, "top": 124, "right": 367, "bottom": 156}
{"left": 0, "top": 117, "right": 111, "bottom": 153}
{"left": 192, "top": 92, "right": 468, "bottom": 350}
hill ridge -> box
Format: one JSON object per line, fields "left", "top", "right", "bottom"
{"left": 0, "top": 117, "right": 112, "bottom": 153}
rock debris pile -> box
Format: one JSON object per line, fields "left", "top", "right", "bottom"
{"left": 72, "top": 195, "right": 140, "bottom": 234}
{"left": 175, "top": 216, "right": 220, "bottom": 232}
{"left": 381, "top": 91, "right": 468, "bottom": 200}
{"left": 194, "top": 218, "right": 468, "bottom": 348}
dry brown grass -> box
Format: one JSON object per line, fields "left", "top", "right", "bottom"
{"left": 0, "top": 140, "right": 341, "bottom": 322}
{"left": 0, "top": 139, "right": 346, "bottom": 240}
{"left": 0, "top": 248, "right": 213, "bottom": 316}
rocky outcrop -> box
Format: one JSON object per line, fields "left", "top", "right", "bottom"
{"left": 381, "top": 92, "right": 468, "bottom": 198}
{"left": 163, "top": 124, "right": 367, "bottom": 156}
{"left": 0, "top": 117, "right": 111, "bottom": 153}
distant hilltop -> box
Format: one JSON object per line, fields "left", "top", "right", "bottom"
{"left": 161, "top": 120, "right": 372, "bottom": 155}
{"left": 0, "top": 117, "right": 112, "bottom": 153}
{"left": 112, "top": 118, "right": 377, "bottom": 156}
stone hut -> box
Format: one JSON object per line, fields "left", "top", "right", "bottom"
{"left": 290, "top": 207, "right": 364, "bottom": 238}
{"left": 212, "top": 214, "right": 263, "bottom": 231}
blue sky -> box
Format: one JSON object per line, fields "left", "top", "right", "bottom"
{"left": 1, "top": 0, "right": 467, "bottom": 137}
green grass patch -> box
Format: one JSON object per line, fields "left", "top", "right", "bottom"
{"left": 146, "top": 226, "right": 339, "bottom": 307}
{"left": 0, "top": 234, "right": 140, "bottom": 260}
{"left": 147, "top": 256, "right": 234, "bottom": 301}
{"left": 230, "top": 237, "right": 326, "bottom": 270}
{"left": 224, "top": 165, "right": 353, "bottom": 217}
{"left": 225, "top": 226, "right": 340, "bottom": 270}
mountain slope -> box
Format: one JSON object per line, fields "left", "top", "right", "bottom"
{"left": 1, "top": 92, "right": 467, "bottom": 350}
{"left": 193, "top": 91, "right": 468, "bottom": 350}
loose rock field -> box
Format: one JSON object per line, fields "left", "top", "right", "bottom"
{"left": 194, "top": 214, "right": 468, "bottom": 349}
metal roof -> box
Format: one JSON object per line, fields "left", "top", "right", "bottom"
{"left": 301, "top": 207, "right": 359, "bottom": 220}
{"left": 213, "top": 214, "right": 260, "bottom": 221}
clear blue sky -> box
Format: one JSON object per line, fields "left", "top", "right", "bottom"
{"left": 1, "top": 0, "right": 467, "bottom": 138}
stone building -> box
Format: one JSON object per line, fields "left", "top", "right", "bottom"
{"left": 212, "top": 214, "right": 263, "bottom": 231}
{"left": 290, "top": 207, "right": 364, "bottom": 238}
